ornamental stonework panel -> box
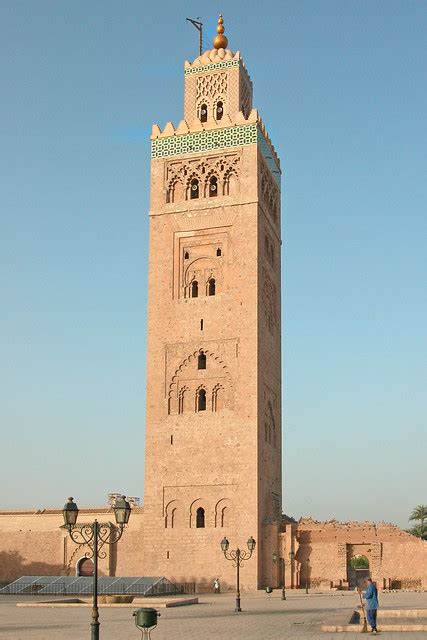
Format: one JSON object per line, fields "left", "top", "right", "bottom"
{"left": 262, "top": 268, "right": 278, "bottom": 335}
{"left": 240, "top": 75, "right": 252, "bottom": 118}
{"left": 263, "top": 384, "right": 279, "bottom": 448}
{"left": 172, "top": 228, "right": 231, "bottom": 300}
{"left": 196, "top": 72, "right": 227, "bottom": 101}
{"left": 165, "top": 152, "right": 241, "bottom": 203}
{"left": 259, "top": 155, "right": 280, "bottom": 226}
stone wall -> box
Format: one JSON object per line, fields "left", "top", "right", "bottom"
{"left": 1, "top": 511, "right": 426, "bottom": 590}
{"left": 287, "top": 518, "right": 427, "bottom": 590}
{"left": 0, "top": 508, "right": 144, "bottom": 584}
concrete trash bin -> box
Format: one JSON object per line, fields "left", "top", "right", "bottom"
{"left": 133, "top": 607, "right": 160, "bottom": 629}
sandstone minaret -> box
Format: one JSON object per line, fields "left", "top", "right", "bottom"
{"left": 142, "top": 16, "right": 282, "bottom": 588}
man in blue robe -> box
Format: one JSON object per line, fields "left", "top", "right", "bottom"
{"left": 361, "top": 577, "right": 379, "bottom": 634}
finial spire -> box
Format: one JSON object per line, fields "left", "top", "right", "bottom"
{"left": 213, "top": 14, "right": 228, "bottom": 50}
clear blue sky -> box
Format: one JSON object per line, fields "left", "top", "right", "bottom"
{"left": 1, "top": 1, "right": 425, "bottom": 528}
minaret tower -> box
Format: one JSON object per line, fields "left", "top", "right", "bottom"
{"left": 142, "top": 16, "right": 282, "bottom": 589}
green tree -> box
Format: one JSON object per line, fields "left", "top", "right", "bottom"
{"left": 349, "top": 555, "right": 369, "bottom": 569}
{"left": 409, "top": 505, "right": 427, "bottom": 540}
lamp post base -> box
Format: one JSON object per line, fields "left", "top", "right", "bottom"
{"left": 91, "top": 620, "right": 100, "bottom": 640}
{"left": 235, "top": 596, "right": 242, "bottom": 612}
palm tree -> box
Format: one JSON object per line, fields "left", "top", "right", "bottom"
{"left": 409, "top": 505, "right": 427, "bottom": 540}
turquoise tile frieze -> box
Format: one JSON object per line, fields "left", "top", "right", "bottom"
{"left": 151, "top": 123, "right": 281, "bottom": 186}
{"left": 184, "top": 59, "right": 240, "bottom": 75}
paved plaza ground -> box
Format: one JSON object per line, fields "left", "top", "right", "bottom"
{"left": 1, "top": 590, "right": 426, "bottom": 639}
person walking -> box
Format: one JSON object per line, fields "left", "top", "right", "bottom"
{"left": 213, "top": 578, "right": 220, "bottom": 594}
{"left": 359, "top": 578, "right": 379, "bottom": 634}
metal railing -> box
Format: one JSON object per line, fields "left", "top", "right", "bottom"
{"left": 1, "top": 581, "right": 196, "bottom": 596}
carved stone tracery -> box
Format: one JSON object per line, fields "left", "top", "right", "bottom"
{"left": 259, "top": 156, "right": 280, "bottom": 225}
{"left": 168, "top": 348, "right": 234, "bottom": 415}
{"left": 262, "top": 268, "right": 278, "bottom": 335}
{"left": 263, "top": 386, "right": 279, "bottom": 449}
{"left": 240, "top": 75, "right": 252, "bottom": 118}
{"left": 165, "top": 153, "right": 240, "bottom": 203}
{"left": 196, "top": 72, "right": 227, "bottom": 101}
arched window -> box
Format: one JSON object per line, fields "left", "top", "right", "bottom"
{"left": 216, "top": 248, "right": 222, "bottom": 256}
{"left": 171, "top": 508, "right": 177, "bottom": 529}
{"left": 208, "top": 278, "right": 216, "bottom": 296}
{"left": 190, "top": 178, "right": 199, "bottom": 199}
{"left": 184, "top": 251, "right": 189, "bottom": 259}
{"left": 209, "top": 176, "right": 218, "bottom": 197}
{"left": 191, "top": 280, "right": 198, "bottom": 298}
{"left": 200, "top": 104, "right": 208, "bottom": 123}
{"left": 198, "top": 352, "right": 206, "bottom": 369}
{"left": 216, "top": 100, "right": 224, "bottom": 121}
{"left": 196, "top": 507, "right": 205, "bottom": 528}
{"left": 197, "top": 388, "right": 206, "bottom": 412}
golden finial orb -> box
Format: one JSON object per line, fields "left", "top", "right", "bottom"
{"left": 213, "top": 14, "right": 228, "bottom": 50}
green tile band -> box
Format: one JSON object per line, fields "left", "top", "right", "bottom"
{"left": 184, "top": 59, "right": 240, "bottom": 75}
{"left": 151, "top": 123, "right": 256, "bottom": 158}
{"left": 151, "top": 123, "right": 280, "bottom": 187}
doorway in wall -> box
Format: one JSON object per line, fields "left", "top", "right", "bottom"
{"left": 348, "top": 554, "right": 370, "bottom": 590}
{"left": 77, "top": 557, "right": 94, "bottom": 577}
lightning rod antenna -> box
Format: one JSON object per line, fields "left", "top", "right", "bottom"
{"left": 186, "top": 17, "right": 203, "bottom": 56}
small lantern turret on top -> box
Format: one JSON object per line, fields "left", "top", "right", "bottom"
{"left": 183, "top": 14, "right": 253, "bottom": 124}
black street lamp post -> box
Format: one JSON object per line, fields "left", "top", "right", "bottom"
{"left": 62, "top": 496, "right": 131, "bottom": 640}
{"left": 220, "top": 536, "right": 256, "bottom": 612}
{"left": 305, "top": 557, "right": 310, "bottom": 594}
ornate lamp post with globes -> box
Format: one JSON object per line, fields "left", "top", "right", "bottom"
{"left": 220, "top": 536, "right": 256, "bottom": 612}
{"left": 62, "top": 495, "right": 131, "bottom": 640}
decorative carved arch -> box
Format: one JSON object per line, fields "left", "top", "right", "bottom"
{"left": 262, "top": 270, "right": 278, "bottom": 334}
{"left": 184, "top": 256, "right": 220, "bottom": 296}
{"left": 165, "top": 499, "right": 184, "bottom": 529}
{"left": 213, "top": 96, "right": 226, "bottom": 120}
{"left": 214, "top": 497, "right": 232, "bottom": 528}
{"left": 196, "top": 99, "right": 211, "bottom": 122}
{"left": 212, "top": 382, "right": 224, "bottom": 411}
{"left": 223, "top": 167, "right": 239, "bottom": 196}
{"left": 178, "top": 385, "right": 189, "bottom": 414}
{"left": 203, "top": 170, "right": 220, "bottom": 198}
{"left": 185, "top": 171, "right": 202, "bottom": 200}
{"left": 168, "top": 348, "right": 234, "bottom": 408}
{"left": 195, "top": 384, "right": 207, "bottom": 412}
{"left": 67, "top": 544, "right": 90, "bottom": 576}
{"left": 167, "top": 177, "right": 185, "bottom": 203}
